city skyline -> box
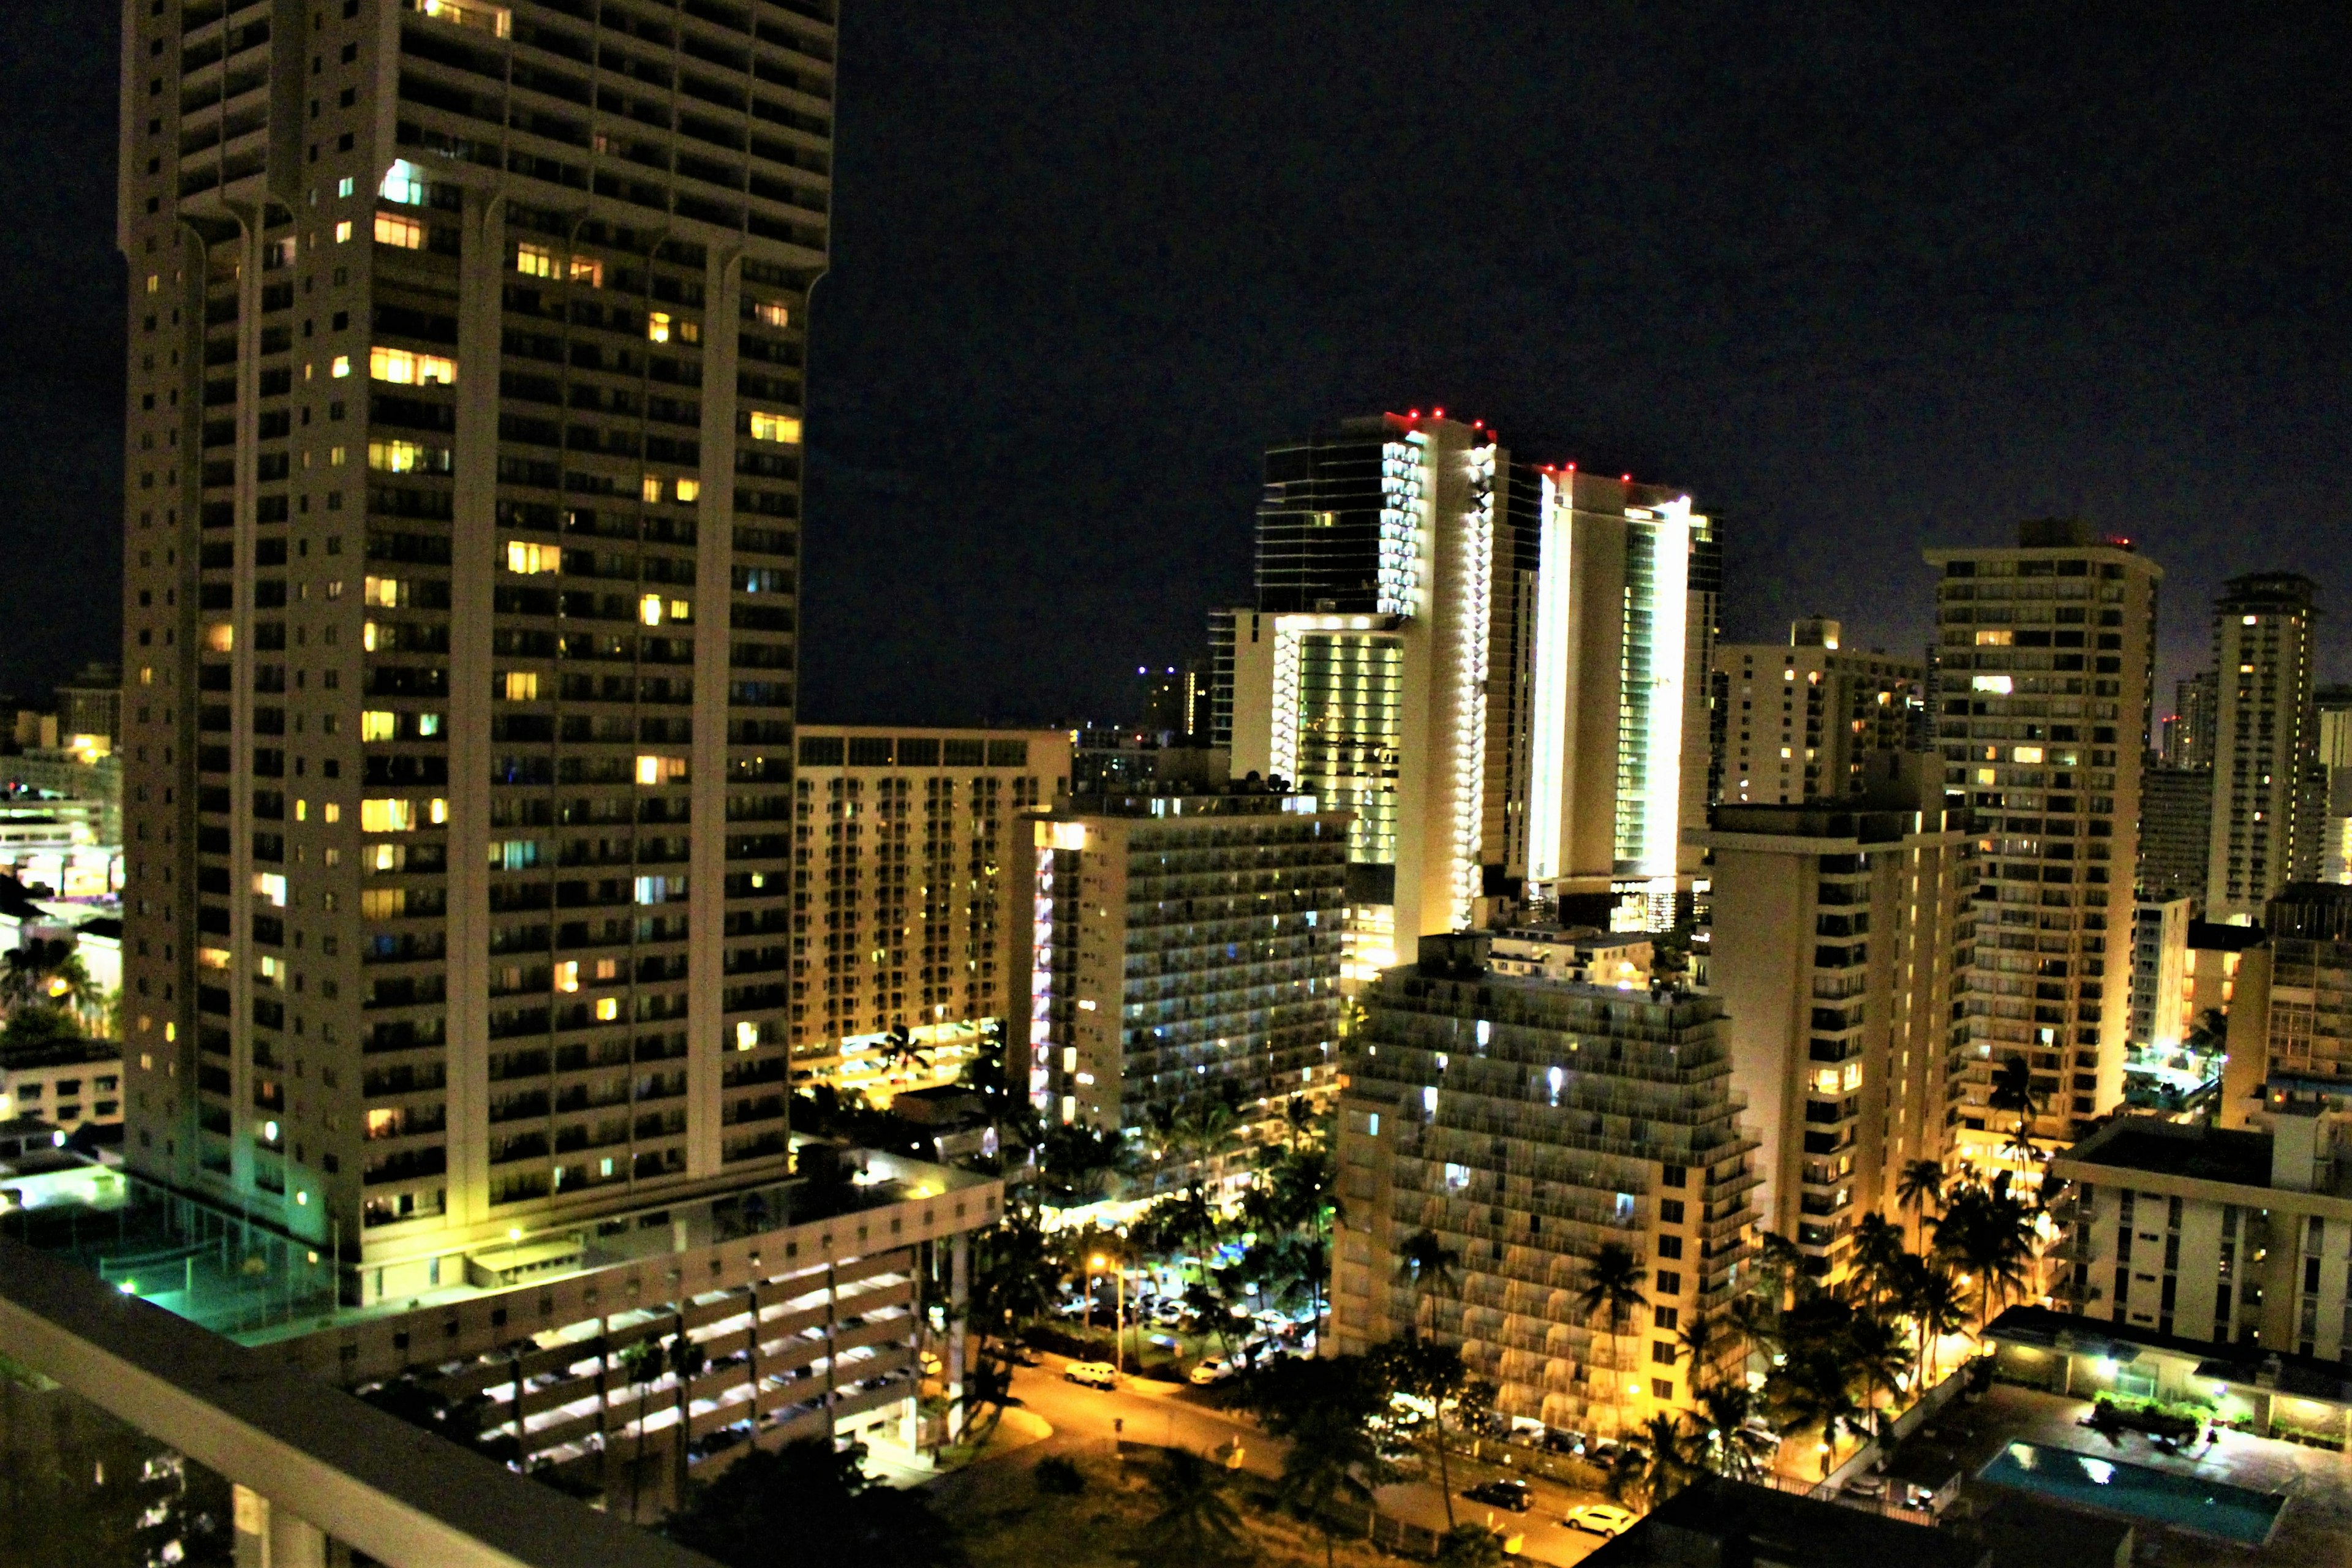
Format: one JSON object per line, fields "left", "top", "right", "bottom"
{"left": 4, "top": 7, "right": 2350, "bottom": 723}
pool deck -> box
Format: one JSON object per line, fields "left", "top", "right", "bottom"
{"left": 1891, "top": 1384, "right": 2352, "bottom": 1566}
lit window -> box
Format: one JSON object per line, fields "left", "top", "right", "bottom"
{"left": 736, "top": 1021, "right": 760, "bottom": 1050}
{"left": 295, "top": 800, "right": 307, "bottom": 821}
{"left": 374, "top": 213, "right": 424, "bottom": 249}
{"left": 330, "top": 446, "right": 347, "bottom": 466}
{"left": 334, "top": 220, "right": 353, "bottom": 243}
{"left": 516, "top": 243, "right": 556, "bottom": 278}
{"left": 323, "top": 803, "right": 340, "bottom": 824}
{"left": 1976, "top": 768, "right": 1997, "bottom": 785}
{"left": 198, "top": 947, "right": 232, "bottom": 971}
{"left": 752, "top": 300, "right": 789, "bottom": 328}
{"left": 748, "top": 412, "right": 802, "bottom": 444}
{"left": 331, "top": 355, "right": 352, "bottom": 379}
{"left": 252, "top": 873, "right": 288, "bottom": 907}
{"left": 642, "top": 475, "right": 664, "bottom": 503}
{"left": 418, "top": 714, "right": 442, "bottom": 736}
{"left": 636, "top": 755, "right": 685, "bottom": 785}
{"left": 569, "top": 256, "right": 603, "bottom": 287}
{"left": 676, "top": 477, "right": 700, "bottom": 502}
{"left": 337, "top": 176, "right": 355, "bottom": 198}
{"left": 668, "top": 598, "right": 692, "bottom": 622}
{"left": 361, "top": 711, "right": 397, "bottom": 741}
{"left": 368, "top": 440, "right": 448, "bottom": 473}
{"left": 361, "top": 621, "right": 380, "bottom": 652}
{"left": 1842, "top": 1061, "right": 1863, "bottom": 1091}
{"left": 369, "top": 346, "right": 455, "bottom": 385}
{"left": 416, "top": 0, "right": 511, "bottom": 37}
{"left": 1974, "top": 630, "right": 2013, "bottom": 647}
{"left": 360, "top": 799, "right": 417, "bottom": 832}
{"left": 205, "top": 623, "right": 233, "bottom": 652}
{"left": 640, "top": 594, "right": 665, "bottom": 626}
{"left": 647, "top": 311, "right": 673, "bottom": 343}
{"left": 554, "top": 960, "right": 580, "bottom": 993}
{"left": 501, "top": 671, "right": 540, "bottom": 700}
{"left": 380, "top": 160, "right": 428, "bottom": 205}
{"left": 363, "top": 575, "right": 403, "bottom": 606}
{"left": 2013, "top": 746, "right": 2044, "bottom": 763}
{"left": 1972, "top": 675, "right": 2013, "bottom": 694}
{"left": 256, "top": 956, "right": 285, "bottom": 987}
{"left": 429, "top": 798, "right": 448, "bottom": 824}
{"left": 596, "top": 997, "right": 620, "bottom": 1021}
{"left": 505, "top": 541, "right": 557, "bottom": 574}
{"left": 145, "top": 274, "right": 159, "bottom": 294}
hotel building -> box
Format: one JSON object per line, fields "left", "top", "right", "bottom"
{"left": 1714, "top": 619, "right": 1921, "bottom": 806}
{"left": 2206, "top": 574, "right": 2322, "bottom": 924}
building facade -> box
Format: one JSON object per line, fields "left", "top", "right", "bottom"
{"left": 2160, "top": 670, "right": 2217, "bottom": 772}
{"left": 2125, "top": 897, "right": 2190, "bottom": 1054}
{"left": 1926, "top": 521, "right": 2161, "bottom": 1144}
{"left": 119, "top": 0, "right": 836, "bottom": 1302}
{"left": 785, "top": 726, "right": 1068, "bottom": 1097}
{"left": 1219, "top": 415, "right": 1720, "bottom": 976}
{"left": 2206, "top": 574, "right": 2321, "bottom": 924}
{"left": 1713, "top": 619, "right": 1921, "bottom": 806}
{"left": 1008, "top": 787, "right": 1349, "bottom": 1165}
{"left": 1695, "top": 780, "right": 1972, "bottom": 1268}
{"left": 2217, "top": 883, "right": 2352, "bottom": 1128}
{"left": 1330, "top": 935, "right": 1757, "bottom": 1439}
{"left": 2136, "top": 766, "right": 2212, "bottom": 911}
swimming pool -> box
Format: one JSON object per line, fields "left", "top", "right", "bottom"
{"left": 1977, "top": 1440, "right": 2286, "bottom": 1545}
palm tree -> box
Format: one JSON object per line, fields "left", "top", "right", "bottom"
{"left": 1133, "top": 1446, "right": 1249, "bottom": 1564}
{"left": 1379, "top": 1338, "right": 1469, "bottom": 1529}
{"left": 1844, "top": 1311, "right": 1909, "bottom": 1437}
{"left": 1846, "top": 1213, "right": 1908, "bottom": 1311}
{"left": 1256, "top": 1355, "right": 1395, "bottom": 1568}
{"left": 1576, "top": 1242, "right": 1648, "bottom": 1430}
{"left": 1638, "top": 1411, "right": 1704, "bottom": 1504}
{"left": 616, "top": 1338, "right": 662, "bottom": 1521}
{"left": 1396, "top": 1229, "right": 1463, "bottom": 1338}
{"left": 1933, "top": 1179, "right": 2036, "bottom": 1330}
{"left": 1988, "top": 1054, "right": 2048, "bottom": 1161}
{"left": 1893, "top": 1253, "right": 1970, "bottom": 1387}
{"left": 1764, "top": 1351, "right": 1863, "bottom": 1479}
{"left": 1673, "top": 1311, "right": 1722, "bottom": 1389}
{"left": 1896, "top": 1158, "right": 1947, "bottom": 1230}
{"left": 1692, "top": 1381, "right": 1773, "bottom": 1479}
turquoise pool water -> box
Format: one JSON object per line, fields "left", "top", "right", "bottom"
{"left": 1977, "top": 1441, "right": 2285, "bottom": 1544}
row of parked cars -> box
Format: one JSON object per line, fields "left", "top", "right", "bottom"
{"left": 1459, "top": 1479, "right": 1636, "bottom": 1537}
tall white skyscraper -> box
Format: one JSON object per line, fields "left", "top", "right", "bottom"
{"left": 2204, "top": 573, "right": 2321, "bottom": 923}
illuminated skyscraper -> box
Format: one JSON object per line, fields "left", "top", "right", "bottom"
{"left": 119, "top": 0, "right": 834, "bottom": 1298}
{"left": 1926, "top": 520, "right": 2160, "bottom": 1149}
{"left": 1219, "top": 415, "right": 1717, "bottom": 973}
{"left": 2205, "top": 574, "right": 2322, "bottom": 923}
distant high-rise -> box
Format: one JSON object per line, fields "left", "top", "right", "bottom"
{"left": 2160, "top": 670, "right": 2218, "bottom": 771}
{"left": 120, "top": 0, "right": 835, "bottom": 1296}
{"left": 2205, "top": 575, "right": 2321, "bottom": 923}
{"left": 2315, "top": 685, "right": 2352, "bottom": 884}
{"left": 1713, "top": 619, "right": 1921, "bottom": 805}
{"left": 1220, "top": 415, "right": 1720, "bottom": 968}
{"left": 2137, "top": 766, "right": 2212, "bottom": 910}
{"left": 1926, "top": 520, "right": 2160, "bottom": 1144}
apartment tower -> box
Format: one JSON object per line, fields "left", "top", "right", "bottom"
{"left": 1926, "top": 520, "right": 2160, "bottom": 1147}
{"left": 786, "top": 725, "right": 1069, "bottom": 1095}
{"left": 119, "top": 0, "right": 835, "bottom": 1300}
{"left": 1714, "top": 618, "right": 1921, "bottom": 806}
{"left": 2206, "top": 574, "right": 2322, "bottom": 924}
{"left": 1695, "top": 769, "right": 1973, "bottom": 1269}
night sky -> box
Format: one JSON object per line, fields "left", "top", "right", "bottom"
{"left": 7, "top": 3, "right": 2348, "bottom": 726}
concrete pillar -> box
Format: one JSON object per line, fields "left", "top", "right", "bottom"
{"left": 233, "top": 1485, "right": 327, "bottom": 1568}
{"left": 947, "top": 1231, "right": 970, "bottom": 1437}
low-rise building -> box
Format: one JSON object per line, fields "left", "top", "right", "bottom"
{"left": 1694, "top": 777, "right": 1972, "bottom": 1267}
{"left": 786, "top": 726, "right": 1071, "bottom": 1098}
{"left": 2052, "top": 1115, "right": 2352, "bottom": 1357}
{"left": 1583, "top": 1474, "right": 1989, "bottom": 1568}
{"left": 0, "top": 1039, "right": 124, "bottom": 1133}
{"left": 1330, "top": 934, "right": 1757, "bottom": 1439}
{"left": 1009, "top": 784, "right": 1349, "bottom": 1175}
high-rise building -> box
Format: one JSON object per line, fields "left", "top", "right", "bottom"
{"left": 1694, "top": 769, "right": 1973, "bottom": 1268}
{"left": 2206, "top": 574, "right": 2321, "bottom": 922}
{"left": 2160, "top": 670, "right": 2217, "bottom": 771}
{"left": 1220, "top": 415, "right": 1719, "bottom": 971}
{"left": 120, "top": 0, "right": 836, "bottom": 1297}
{"left": 1008, "top": 785, "right": 1348, "bottom": 1166}
{"left": 2136, "top": 766, "right": 2212, "bottom": 910}
{"left": 2314, "top": 686, "right": 2352, "bottom": 884}
{"left": 2216, "top": 882, "right": 2352, "bottom": 1129}
{"left": 785, "top": 726, "right": 1070, "bottom": 1097}
{"left": 1926, "top": 520, "right": 2160, "bottom": 1145}
{"left": 1713, "top": 619, "right": 1921, "bottom": 806}
{"left": 2126, "top": 897, "right": 2190, "bottom": 1053}
{"left": 1329, "top": 933, "right": 1756, "bottom": 1438}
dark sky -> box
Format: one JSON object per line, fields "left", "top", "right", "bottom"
{"left": 7, "top": 5, "right": 2348, "bottom": 726}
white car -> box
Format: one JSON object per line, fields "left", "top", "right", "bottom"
{"left": 1063, "top": 1360, "right": 1117, "bottom": 1390}
{"left": 1188, "top": 1357, "right": 1235, "bottom": 1385}
{"left": 1564, "top": 1504, "right": 1636, "bottom": 1537}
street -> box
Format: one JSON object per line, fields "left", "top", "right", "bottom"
{"left": 994, "top": 1355, "right": 1610, "bottom": 1565}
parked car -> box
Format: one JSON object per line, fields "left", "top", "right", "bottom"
{"left": 1565, "top": 1504, "right": 1637, "bottom": 1537}
{"left": 1063, "top": 1361, "right": 1117, "bottom": 1390}
{"left": 1463, "top": 1479, "right": 1532, "bottom": 1513}
{"left": 1188, "top": 1357, "right": 1235, "bottom": 1385}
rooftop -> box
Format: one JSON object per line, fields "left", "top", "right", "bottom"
{"left": 2187, "top": 919, "right": 2266, "bottom": 953}
{"left": 1986, "top": 1304, "right": 2352, "bottom": 1408}
{"left": 2055, "top": 1120, "right": 2274, "bottom": 1188}
{"left": 1583, "top": 1476, "right": 1988, "bottom": 1568}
